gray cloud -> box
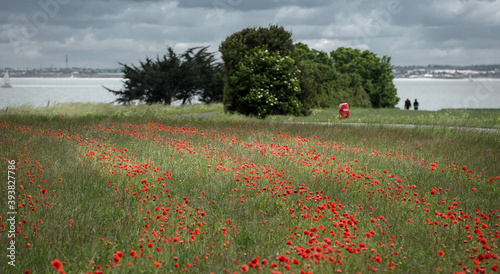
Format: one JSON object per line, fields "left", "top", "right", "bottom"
{"left": 1, "top": 0, "right": 499, "bottom": 68}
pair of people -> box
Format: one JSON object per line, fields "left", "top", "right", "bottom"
{"left": 405, "top": 98, "right": 419, "bottom": 110}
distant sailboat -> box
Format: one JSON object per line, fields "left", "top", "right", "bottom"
{"left": 2, "top": 71, "right": 12, "bottom": 88}
{"left": 469, "top": 75, "right": 473, "bottom": 82}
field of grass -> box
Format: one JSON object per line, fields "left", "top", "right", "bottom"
{"left": 267, "top": 108, "right": 500, "bottom": 129}
{"left": 1, "top": 103, "right": 499, "bottom": 273}
{"left": 4, "top": 102, "right": 499, "bottom": 129}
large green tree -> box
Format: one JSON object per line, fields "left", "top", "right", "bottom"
{"left": 178, "top": 47, "right": 224, "bottom": 105}
{"left": 330, "top": 47, "right": 399, "bottom": 108}
{"left": 220, "top": 25, "right": 311, "bottom": 117}
{"left": 229, "top": 49, "right": 302, "bottom": 118}
{"left": 107, "top": 46, "right": 223, "bottom": 105}
{"left": 294, "top": 42, "right": 335, "bottom": 108}
{"left": 294, "top": 43, "right": 371, "bottom": 108}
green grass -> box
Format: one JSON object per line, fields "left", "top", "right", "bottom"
{"left": 0, "top": 103, "right": 499, "bottom": 273}
{"left": 4, "top": 102, "right": 498, "bottom": 128}
{"left": 265, "top": 108, "right": 500, "bottom": 129}
{"left": 1, "top": 102, "right": 223, "bottom": 120}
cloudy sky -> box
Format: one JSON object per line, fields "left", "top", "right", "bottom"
{"left": 1, "top": 0, "right": 499, "bottom": 69}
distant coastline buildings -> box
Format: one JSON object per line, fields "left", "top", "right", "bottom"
{"left": 392, "top": 64, "right": 500, "bottom": 79}
{"left": 0, "top": 67, "right": 123, "bottom": 78}
{"left": 2, "top": 64, "right": 500, "bottom": 79}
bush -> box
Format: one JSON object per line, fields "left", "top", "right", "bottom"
{"left": 229, "top": 49, "right": 302, "bottom": 118}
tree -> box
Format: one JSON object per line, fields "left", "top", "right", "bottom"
{"left": 220, "top": 25, "right": 310, "bottom": 116}
{"left": 107, "top": 47, "right": 222, "bottom": 105}
{"left": 294, "top": 43, "right": 371, "bottom": 108}
{"left": 330, "top": 47, "right": 399, "bottom": 108}
{"left": 326, "top": 73, "right": 371, "bottom": 108}
{"left": 229, "top": 49, "right": 302, "bottom": 118}
{"left": 294, "top": 42, "right": 335, "bottom": 108}
{"left": 176, "top": 46, "right": 224, "bottom": 105}
{"left": 198, "top": 62, "right": 224, "bottom": 104}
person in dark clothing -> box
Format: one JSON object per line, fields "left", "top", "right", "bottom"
{"left": 404, "top": 98, "right": 411, "bottom": 110}
{"left": 413, "top": 99, "right": 419, "bottom": 110}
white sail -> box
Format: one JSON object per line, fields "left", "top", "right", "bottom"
{"left": 2, "top": 71, "right": 12, "bottom": 88}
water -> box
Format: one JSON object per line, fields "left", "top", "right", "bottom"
{"left": 394, "top": 78, "right": 500, "bottom": 111}
{"left": 0, "top": 77, "right": 122, "bottom": 108}
{"left": 1, "top": 77, "right": 499, "bottom": 111}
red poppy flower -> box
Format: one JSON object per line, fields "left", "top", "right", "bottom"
{"left": 438, "top": 250, "right": 444, "bottom": 257}
{"left": 51, "top": 259, "right": 63, "bottom": 271}
{"left": 113, "top": 253, "right": 121, "bottom": 263}
{"left": 130, "top": 250, "right": 138, "bottom": 258}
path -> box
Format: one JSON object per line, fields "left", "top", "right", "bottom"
{"left": 295, "top": 122, "right": 500, "bottom": 134}
{"left": 180, "top": 112, "right": 499, "bottom": 134}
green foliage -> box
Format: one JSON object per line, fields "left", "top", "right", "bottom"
{"left": 180, "top": 47, "right": 224, "bottom": 105}
{"left": 219, "top": 24, "right": 295, "bottom": 74}
{"left": 328, "top": 73, "right": 372, "bottom": 108}
{"left": 107, "top": 46, "right": 223, "bottom": 105}
{"left": 220, "top": 25, "right": 309, "bottom": 117}
{"left": 295, "top": 43, "right": 372, "bottom": 108}
{"left": 294, "top": 42, "right": 332, "bottom": 66}
{"left": 294, "top": 42, "right": 334, "bottom": 108}
{"left": 330, "top": 47, "right": 399, "bottom": 108}
{"left": 229, "top": 49, "right": 302, "bottom": 118}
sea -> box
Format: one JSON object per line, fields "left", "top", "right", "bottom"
{"left": 1, "top": 77, "right": 500, "bottom": 111}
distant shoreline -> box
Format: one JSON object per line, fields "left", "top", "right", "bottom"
{"left": 6, "top": 76, "right": 500, "bottom": 80}
{"left": 4, "top": 75, "right": 124, "bottom": 79}
{"left": 394, "top": 77, "right": 500, "bottom": 81}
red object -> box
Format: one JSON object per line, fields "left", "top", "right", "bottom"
{"left": 339, "top": 103, "right": 349, "bottom": 119}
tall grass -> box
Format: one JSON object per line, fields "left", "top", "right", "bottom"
{"left": 265, "top": 108, "right": 500, "bottom": 129}
{"left": 1, "top": 102, "right": 223, "bottom": 120}
{"left": 3, "top": 102, "right": 500, "bottom": 128}
{"left": 1, "top": 103, "right": 499, "bottom": 273}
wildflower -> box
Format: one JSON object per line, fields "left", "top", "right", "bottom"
{"left": 130, "top": 250, "right": 138, "bottom": 258}
{"left": 438, "top": 250, "right": 444, "bottom": 257}
{"left": 51, "top": 259, "right": 63, "bottom": 271}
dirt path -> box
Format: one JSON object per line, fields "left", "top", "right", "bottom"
{"left": 180, "top": 112, "right": 220, "bottom": 119}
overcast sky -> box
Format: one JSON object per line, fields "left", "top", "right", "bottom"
{"left": 1, "top": 0, "right": 499, "bottom": 69}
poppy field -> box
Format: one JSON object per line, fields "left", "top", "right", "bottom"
{"left": 1, "top": 105, "right": 499, "bottom": 273}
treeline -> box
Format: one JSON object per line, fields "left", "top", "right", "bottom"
{"left": 107, "top": 47, "right": 223, "bottom": 105}
{"left": 108, "top": 25, "right": 399, "bottom": 118}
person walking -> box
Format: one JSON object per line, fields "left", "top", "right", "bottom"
{"left": 413, "top": 99, "right": 419, "bottom": 110}
{"left": 404, "top": 98, "right": 411, "bottom": 110}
